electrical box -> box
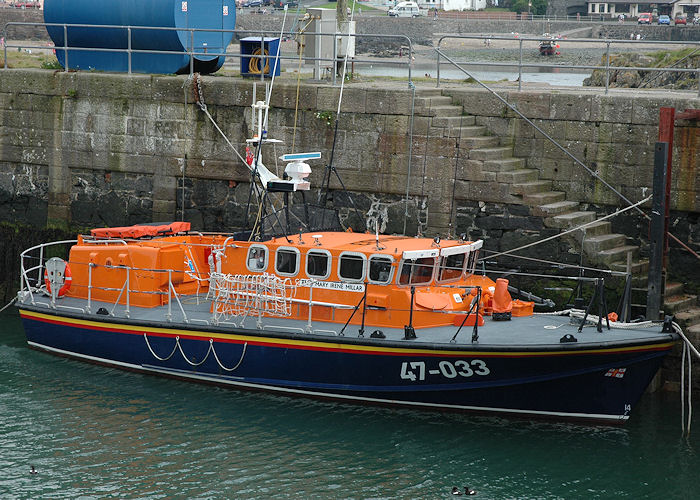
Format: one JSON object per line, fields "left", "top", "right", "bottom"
{"left": 240, "top": 37, "right": 281, "bottom": 78}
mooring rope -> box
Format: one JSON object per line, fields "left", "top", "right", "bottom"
{"left": 672, "top": 321, "right": 697, "bottom": 436}
{"left": 191, "top": 73, "right": 248, "bottom": 167}
{"left": 482, "top": 195, "right": 652, "bottom": 261}
{"left": 0, "top": 296, "right": 17, "bottom": 314}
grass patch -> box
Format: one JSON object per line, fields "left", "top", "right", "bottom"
{"left": 0, "top": 48, "right": 60, "bottom": 69}
{"left": 312, "top": 1, "right": 382, "bottom": 11}
{"left": 646, "top": 47, "right": 699, "bottom": 66}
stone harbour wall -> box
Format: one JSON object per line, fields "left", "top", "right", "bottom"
{"left": 0, "top": 71, "right": 698, "bottom": 267}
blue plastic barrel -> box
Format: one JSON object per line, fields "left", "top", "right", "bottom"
{"left": 44, "top": 0, "right": 236, "bottom": 74}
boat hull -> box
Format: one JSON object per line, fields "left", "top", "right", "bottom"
{"left": 19, "top": 308, "right": 674, "bottom": 423}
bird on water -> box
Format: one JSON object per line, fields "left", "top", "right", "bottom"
{"left": 29, "top": 466, "right": 37, "bottom": 475}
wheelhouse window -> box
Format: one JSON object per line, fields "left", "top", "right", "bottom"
{"left": 438, "top": 252, "right": 466, "bottom": 283}
{"left": 398, "top": 257, "right": 435, "bottom": 286}
{"left": 275, "top": 247, "right": 300, "bottom": 276}
{"left": 368, "top": 256, "right": 393, "bottom": 284}
{"left": 247, "top": 245, "right": 268, "bottom": 272}
{"left": 338, "top": 253, "right": 366, "bottom": 282}
{"left": 306, "top": 250, "right": 330, "bottom": 279}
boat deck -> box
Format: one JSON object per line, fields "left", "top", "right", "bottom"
{"left": 19, "top": 292, "right": 675, "bottom": 350}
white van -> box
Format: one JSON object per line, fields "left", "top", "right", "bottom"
{"left": 388, "top": 1, "right": 420, "bottom": 17}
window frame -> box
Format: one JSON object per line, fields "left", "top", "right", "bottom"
{"left": 397, "top": 256, "right": 436, "bottom": 287}
{"left": 274, "top": 246, "right": 301, "bottom": 277}
{"left": 305, "top": 249, "right": 332, "bottom": 280}
{"left": 246, "top": 244, "right": 269, "bottom": 273}
{"left": 368, "top": 254, "right": 394, "bottom": 285}
{"left": 337, "top": 251, "right": 367, "bottom": 283}
{"left": 436, "top": 252, "right": 468, "bottom": 284}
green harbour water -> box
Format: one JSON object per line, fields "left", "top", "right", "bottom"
{"left": 1, "top": 309, "right": 698, "bottom": 499}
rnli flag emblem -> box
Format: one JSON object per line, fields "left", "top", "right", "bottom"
{"left": 605, "top": 368, "right": 627, "bottom": 378}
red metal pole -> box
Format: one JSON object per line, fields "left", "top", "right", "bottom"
{"left": 657, "top": 107, "right": 675, "bottom": 266}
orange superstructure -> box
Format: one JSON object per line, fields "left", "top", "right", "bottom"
{"left": 63, "top": 226, "right": 532, "bottom": 329}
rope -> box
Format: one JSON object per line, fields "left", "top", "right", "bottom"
{"left": 191, "top": 74, "right": 249, "bottom": 169}
{"left": 483, "top": 195, "right": 652, "bottom": 261}
{"left": 436, "top": 47, "right": 700, "bottom": 263}
{"left": 673, "top": 321, "right": 697, "bottom": 435}
{"left": 177, "top": 337, "right": 213, "bottom": 367}
{"left": 143, "top": 333, "right": 179, "bottom": 361}
{"left": 687, "top": 343, "right": 692, "bottom": 435}
{"left": 263, "top": 7, "right": 289, "bottom": 132}
{"left": 291, "top": 17, "right": 315, "bottom": 152}
{"left": 211, "top": 341, "right": 247, "bottom": 372}
{"left": 144, "top": 334, "right": 246, "bottom": 373}
{"left": 480, "top": 250, "right": 627, "bottom": 276}
{"left": 248, "top": 47, "right": 270, "bottom": 75}
{"left": 0, "top": 296, "right": 16, "bottom": 314}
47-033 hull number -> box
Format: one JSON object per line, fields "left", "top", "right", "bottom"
{"left": 400, "top": 359, "right": 490, "bottom": 382}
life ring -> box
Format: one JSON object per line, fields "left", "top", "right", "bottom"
{"left": 44, "top": 262, "right": 72, "bottom": 297}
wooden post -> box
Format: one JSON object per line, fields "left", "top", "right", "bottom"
{"left": 647, "top": 141, "right": 668, "bottom": 321}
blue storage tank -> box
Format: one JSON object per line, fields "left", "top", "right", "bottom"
{"left": 44, "top": 0, "right": 236, "bottom": 74}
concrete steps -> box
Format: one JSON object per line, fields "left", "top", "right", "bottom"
{"left": 432, "top": 115, "right": 476, "bottom": 128}
{"left": 522, "top": 191, "right": 566, "bottom": 206}
{"left": 545, "top": 211, "right": 597, "bottom": 229}
{"left": 497, "top": 169, "right": 539, "bottom": 184}
{"left": 484, "top": 158, "right": 527, "bottom": 172}
{"left": 415, "top": 90, "right": 653, "bottom": 279}
{"left": 511, "top": 180, "right": 552, "bottom": 196}
{"left": 583, "top": 233, "right": 627, "bottom": 254}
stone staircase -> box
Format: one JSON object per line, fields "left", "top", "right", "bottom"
{"left": 411, "top": 88, "right": 700, "bottom": 324}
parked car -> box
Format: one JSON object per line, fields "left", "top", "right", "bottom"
{"left": 675, "top": 14, "right": 687, "bottom": 25}
{"left": 658, "top": 14, "right": 671, "bottom": 25}
{"left": 388, "top": 1, "right": 421, "bottom": 17}
{"left": 637, "top": 13, "right": 652, "bottom": 24}
{"left": 272, "top": 0, "right": 297, "bottom": 7}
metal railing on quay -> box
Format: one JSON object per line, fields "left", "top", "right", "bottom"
{"left": 3, "top": 21, "right": 700, "bottom": 93}
{"left": 436, "top": 34, "right": 700, "bottom": 95}
{"left": 1, "top": 21, "right": 414, "bottom": 87}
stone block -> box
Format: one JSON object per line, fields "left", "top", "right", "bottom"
{"left": 316, "top": 87, "right": 341, "bottom": 113}
{"left": 153, "top": 175, "right": 177, "bottom": 199}
{"left": 449, "top": 89, "right": 505, "bottom": 118}
{"left": 510, "top": 92, "right": 551, "bottom": 120}
{"left": 153, "top": 198, "right": 177, "bottom": 217}
{"left": 365, "top": 89, "right": 411, "bottom": 115}
{"left": 549, "top": 94, "right": 591, "bottom": 121}
{"left": 269, "top": 83, "right": 317, "bottom": 110}
{"left": 475, "top": 116, "right": 512, "bottom": 139}
{"left": 565, "top": 121, "right": 597, "bottom": 143}
{"left": 590, "top": 94, "right": 633, "bottom": 123}
{"left": 151, "top": 75, "right": 188, "bottom": 104}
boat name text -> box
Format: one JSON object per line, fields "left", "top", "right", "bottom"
{"left": 297, "top": 280, "right": 365, "bottom": 292}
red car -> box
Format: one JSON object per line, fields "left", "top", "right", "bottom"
{"left": 675, "top": 14, "right": 688, "bottom": 25}
{"left": 638, "top": 13, "right": 652, "bottom": 24}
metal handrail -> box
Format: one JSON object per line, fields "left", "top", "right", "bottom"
{"left": 436, "top": 34, "right": 700, "bottom": 95}
{"left": 2, "top": 21, "right": 415, "bottom": 86}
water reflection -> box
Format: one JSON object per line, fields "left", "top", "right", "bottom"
{"left": 2, "top": 311, "right": 699, "bottom": 499}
